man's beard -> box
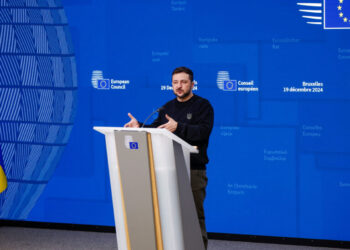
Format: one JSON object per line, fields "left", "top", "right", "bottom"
{"left": 175, "top": 89, "right": 191, "bottom": 100}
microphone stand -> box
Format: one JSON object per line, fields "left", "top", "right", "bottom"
{"left": 141, "top": 107, "right": 164, "bottom": 128}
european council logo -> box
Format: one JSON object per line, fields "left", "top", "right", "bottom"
{"left": 297, "top": 0, "right": 350, "bottom": 29}
{"left": 97, "top": 79, "right": 111, "bottom": 89}
{"left": 129, "top": 142, "right": 139, "bottom": 150}
{"left": 223, "top": 80, "right": 238, "bottom": 91}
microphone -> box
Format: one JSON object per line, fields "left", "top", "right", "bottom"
{"left": 141, "top": 107, "right": 164, "bottom": 128}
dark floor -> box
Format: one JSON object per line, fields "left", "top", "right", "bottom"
{"left": 0, "top": 227, "right": 340, "bottom": 250}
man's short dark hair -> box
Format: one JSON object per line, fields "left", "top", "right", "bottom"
{"left": 172, "top": 66, "right": 193, "bottom": 82}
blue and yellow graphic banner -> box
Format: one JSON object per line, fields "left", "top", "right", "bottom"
{"left": 0, "top": 150, "right": 7, "bottom": 193}
{"left": 324, "top": 0, "right": 350, "bottom": 29}
{"left": 0, "top": 165, "right": 7, "bottom": 194}
{"left": 0, "top": 0, "right": 350, "bottom": 243}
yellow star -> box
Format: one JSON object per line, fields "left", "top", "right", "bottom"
{"left": 338, "top": 5, "right": 342, "bottom": 10}
{"left": 344, "top": 17, "right": 348, "bottom": 22}
{"left": 339, "top": 0, "right": 343, "bottom": 3}
{"left": 340, "top": 12, "right": 344, "bottom": 17}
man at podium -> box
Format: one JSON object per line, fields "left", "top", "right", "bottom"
{"left": 124, "top": 66, "right": 214, "bottom": 249}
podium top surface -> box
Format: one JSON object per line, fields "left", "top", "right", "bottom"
{"left": 93, "top": 127, "right": 198, "bottom": 153}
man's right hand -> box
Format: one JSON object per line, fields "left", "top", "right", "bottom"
{"left": 124, "top": 113, "right": 140, "bottom": 128}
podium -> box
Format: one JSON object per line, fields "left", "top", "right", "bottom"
{"left": 94, "top": 127, "right": 205, "bottom": 250}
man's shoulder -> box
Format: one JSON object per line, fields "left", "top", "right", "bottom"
{"left": 193, "top": 94, "right": 209, "bottom": 102}
{"left": 163, "top": 98, "right": 177, "bottom": 108}
{"left": 193, "top": 95, "right": 213, "bottom": 108}
{"left": 162, "top": 95, "right": 213, "bottom": 108}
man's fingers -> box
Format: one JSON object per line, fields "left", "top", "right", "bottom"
{"left": 128, "top": 113, "right": 136, "bottom": 120}
{"left": 165, "top": 114, "right": 173, "bottom": 121}
{"left": 158, "top": 122, "right": 170, "bottom": 129}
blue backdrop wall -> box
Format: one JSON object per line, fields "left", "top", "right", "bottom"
{"left": 0, "top": 0, "right": 349, "bottom": 242}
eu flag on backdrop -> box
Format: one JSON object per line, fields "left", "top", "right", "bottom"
{"left": 324, "top": 0, "right": 350, "bottom": 29}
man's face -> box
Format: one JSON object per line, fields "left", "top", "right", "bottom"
{"left": 172, "top": 72, "right": 194, "bottom": 100}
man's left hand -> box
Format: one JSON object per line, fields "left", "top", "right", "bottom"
{"left": 158, "top": 114, "right": 178, "bottom": 132}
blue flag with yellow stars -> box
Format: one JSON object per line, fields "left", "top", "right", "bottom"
{"left": 324, "top": 0, "right": 350, "bottom": 29}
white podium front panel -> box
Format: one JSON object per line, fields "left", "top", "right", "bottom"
{"left": 94, "top": 127, "right": 204, "bottom": 250}
{"left": 114, "top": 131, "right": 158, "bottom": 250}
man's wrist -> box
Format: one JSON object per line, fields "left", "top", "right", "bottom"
{"left": 175, "top": 122, "right": 183, "bottom": 133}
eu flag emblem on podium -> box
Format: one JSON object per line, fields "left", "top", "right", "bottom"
{"left": 324, "top": 0, "right": 350, "bottom": 29}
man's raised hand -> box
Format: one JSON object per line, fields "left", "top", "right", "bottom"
{"left": 124, "top": 113, "right": 140, "bottom": 128}
{"left": 158, "top": 114, "right": 178, "bottom": 132}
